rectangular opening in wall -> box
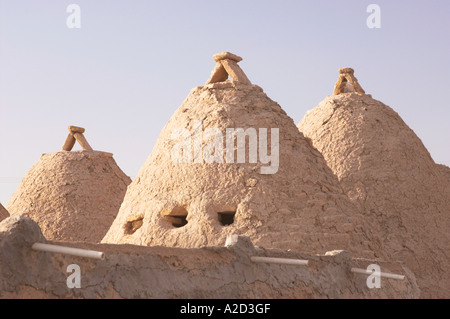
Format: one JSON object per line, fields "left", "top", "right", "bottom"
{"left": 124, "top": 217, "right": 144, "bottom": 235}
{"left": 164, "top": 206, "right": 188, "bottom": 228}
{"left": 218, "top": 211, "right": 236, "bottom": 226}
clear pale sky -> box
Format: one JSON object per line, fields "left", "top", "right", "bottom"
{"left": 1, "top": 0, "right": 449, "bottom": 204}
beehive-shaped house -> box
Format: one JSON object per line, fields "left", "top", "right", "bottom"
{"left": 6, "top": 126, "right": 132, "bottom": 242}
{"left": 297, "top": 68, "right": 450, "bottom": 297}
{"left": 0, "top": 204, "right": 8, "bottom": 223}
{"left": 103, "top": 53, "right": 372, "bottom": 256}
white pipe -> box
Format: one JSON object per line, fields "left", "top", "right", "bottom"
{"left": 250, "top": 256, "right": 309, "bottom": 266}
{"left": 351, "top": 267, "right": 405, "bottom": 280}
{"left": 32, "top": 243, "right": 105, "bottom": 260}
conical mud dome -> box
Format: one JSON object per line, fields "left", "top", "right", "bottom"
{"left": 103, "top": 53, "right": 372, "bottom": 256}
{"left": 0, "top": 204, "right": 8, "bottom": 222}
{"left": 6, "top": 126, "right": 132, "bottom": 242}
{"left": 298, "top": 69, "right": 450, "bottom": 297}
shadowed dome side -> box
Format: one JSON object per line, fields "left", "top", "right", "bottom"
{"left": 437, "top": 164, "right": 450, "bottom": 183}
{"left": 298, "top": 88, "right": 450, "bottom": 297}
{"left": 7, "top": 148, "right": 131, "bottom": 243}
{"left": 103, "top": 54, "right": 373, "bottom": 256}
{"left": 0, "top": 204, "right": 9, "bottom": 222}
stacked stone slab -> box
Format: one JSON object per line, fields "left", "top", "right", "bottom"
{"left": 333, "top": 68, "right": 365, "bottom": 95}
{"left": 103, "top": 53, "right": 373, "bottom": 257}
{"left": 205, "top": 52, "right": 252, "bottom": 85}
{"left": 0, "top": 204, "right": 8, "bottom": 223}
{"left": 61, "top": 126, "right": 93, "bottom": 151}
{"left": 6, "top": 126, "right": 132, "bottom": 243}
{"left": 297, "top": 68, "right": 450, "bottom": 298}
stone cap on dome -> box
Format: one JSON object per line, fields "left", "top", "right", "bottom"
{"left": 333, "top": 67, "right": 365, "bottom": 95}
{"left": 61, "top": 125, "right": 93, "bottom": 151}
{"left": 205, "top": 51, "right": 251, "bottom": 85}
{"left": 213, "top": 52, "right": 243, "bottom": 63}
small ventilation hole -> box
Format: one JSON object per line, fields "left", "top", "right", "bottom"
{"left": 164, "top": 206, "right": 189, "bottom": 228}
{"left": 218, "top": 211, "right": 236, "bottom": 226}
{"left": 124, "top": 217, "right": 144, "bottom": 235}
{"left": 167, "top": 216, "right": 188, "bottom": 228}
